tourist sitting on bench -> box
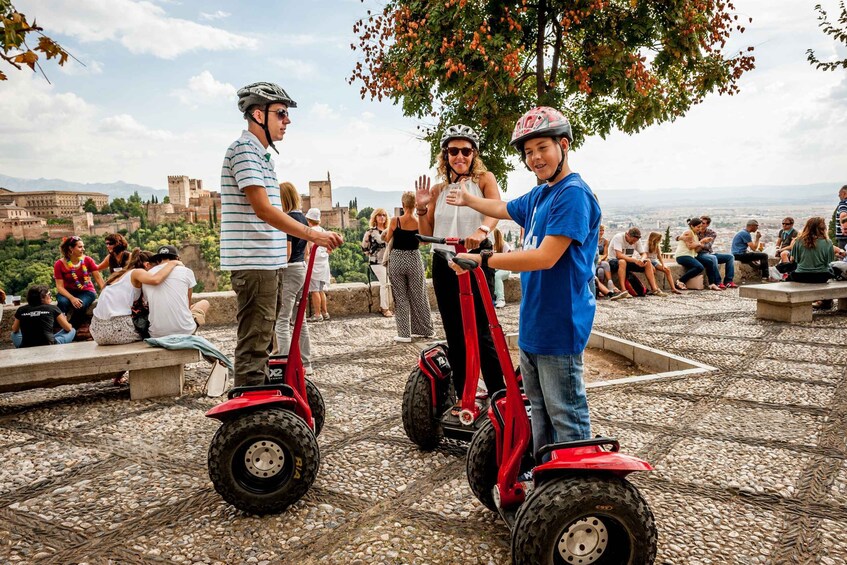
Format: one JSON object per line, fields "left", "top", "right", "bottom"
{"left": 731, "top": 219, "right": 774, "bottom": 282}
{"left": 777, "top": 217, "right": 838, "bottom": 310}
{"left": 11, "top": 285, "right": 76, "bottom": 348}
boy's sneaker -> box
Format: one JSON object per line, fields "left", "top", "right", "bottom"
{"left": 323, "top": 313, "right": 331, "bottom": 320}
{"left": 718, "top": 283, "right": 726, "bottom": 290}
{"left": 394, "top": 336, "right": 412, "bottom": 343}
{"left": 494, "top": 299, "right": 506, "bottom": 308}
{"left": 725, "top": 282, "right": 738, "bottom": 289}
{"left": 307, "top": 314, "right": 323, "bottom": 322}
{"left": 610, "top": 290, "right": 631, "bottom": 301}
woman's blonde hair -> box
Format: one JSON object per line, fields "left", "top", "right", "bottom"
{"left": 647, "top": 232, "right": 662, "bottom": 255}
{"left": 279, "top": 182, "right": 302, "bottom": 213}
{"left": 401, "top": 191, "right": 415, "bottom": 209}
{"left": 493, "top": 228, "right": 505, "bottom": 253}
{"left": 436, "top": 147, "right": 489, "bottom": 184}
{"left": 369, "top": 208, "right": 389, "bottom": 228}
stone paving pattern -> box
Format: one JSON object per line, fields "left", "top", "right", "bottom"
{"left": 0, "top": 289, "right": 845, "bottom": 563}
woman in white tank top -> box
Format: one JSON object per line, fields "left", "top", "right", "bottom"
{"left": 90, "top": 248, "right": 182, "bottom": 346}
{"left": 413, "top": 124, "right": 505, "bottom": 412}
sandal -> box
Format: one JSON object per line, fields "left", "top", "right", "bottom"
{"left": 675, "top": 281, "right": 687, "bottom": 291}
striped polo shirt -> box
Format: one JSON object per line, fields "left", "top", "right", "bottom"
{"left": 219, "top": 130, "right": 287, "bottom": 270}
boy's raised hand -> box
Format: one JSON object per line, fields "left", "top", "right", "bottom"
{"left": 445, "top": 179, "right": 469, "bottom": 207}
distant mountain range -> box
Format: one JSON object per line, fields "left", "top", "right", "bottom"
{"left": 0, "top": 174, "right": 168, "bottom": 202}
{"left": 0, "top": 173, "right": 838, "bottom": 211}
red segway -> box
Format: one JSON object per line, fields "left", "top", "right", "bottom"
{"left": 440, "top": 245, "right": 658, "bottom": 563}
{"left": 205, "top": 251, "right": 324, "bottom": 515}
{"left": 402, "top": 235, "right": 517, "bottom": 450}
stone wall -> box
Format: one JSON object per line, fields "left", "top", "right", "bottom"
{"left": 0, "top": 258, "right": 779, "bottom": 344}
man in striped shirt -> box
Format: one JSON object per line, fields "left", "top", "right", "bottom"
{"left": 221, "top": 82, "right": 342, "bottom": 387}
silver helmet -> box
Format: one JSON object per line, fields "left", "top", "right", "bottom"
{"left": 440, "top": 124, "right": 480, "bottom": 149}
{"left": 237, "top": 82, "right": 297, "bottom": 116}
{"left": 830, "top": 261, "right": 847, "bottom": 281}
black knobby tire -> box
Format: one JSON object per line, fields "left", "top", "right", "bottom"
{"left": 466, "top": 419, "right": 499, "bottom": 512}
{"left": 208, "top": 408, "right": 320, "bottom": 515}
{"left": 401, "top": 367, "right": 442, "bottom": 450}
{"left": 511, "top": 475, "right": 657, "bottom": 565}
{"left": 305, "top": 378, "right": 325, "bottom": 437}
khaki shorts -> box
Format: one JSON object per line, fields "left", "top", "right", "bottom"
{"left": 191, "top": 303, "right": 206, "bottom": 326}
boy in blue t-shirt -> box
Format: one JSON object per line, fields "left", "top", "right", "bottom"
{"left": 446, "top": 107, "right": 601, "bottom": 457}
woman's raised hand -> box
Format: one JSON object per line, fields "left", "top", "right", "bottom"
{"left": 415, "top": 175, "right": 432, "bottom": 208}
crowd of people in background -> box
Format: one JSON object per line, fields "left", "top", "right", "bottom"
{"left": 5, "top": 234, "right": 210, "bottom": 353}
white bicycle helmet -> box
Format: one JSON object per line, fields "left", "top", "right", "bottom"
{"left": 440, "top": 124, "right": 480, "bottom": 149}
{"left": 237, "top": 82, "right": 297, "bottom": 154}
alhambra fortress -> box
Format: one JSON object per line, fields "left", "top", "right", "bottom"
{"left": 0, "top": 173, "right": 350, "bottom": 240}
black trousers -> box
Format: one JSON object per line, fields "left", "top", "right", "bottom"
{"left": 733, "top": 252, "right": 770, "bottom": 278}
{"left": 787, "top": 271, "right": 832, "bottom": 283}
{"left": 432, "top": 253, "right": 505, "bottom": 400}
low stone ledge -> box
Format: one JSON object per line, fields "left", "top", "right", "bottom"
{"left": 0, "top": 275, "right": 524, "bottom": 343}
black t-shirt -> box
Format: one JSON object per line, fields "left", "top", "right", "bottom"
{"left": 14, "top": 304, "right": 61, "bottom": 347}
{"left": 287, "top": 210, "right": 309, "bottom": 263}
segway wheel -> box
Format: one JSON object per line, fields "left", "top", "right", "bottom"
{"left": 511, "top": 475, "right": 657, "bottom": 565}
{"left": 305, "top": 378, "right": 325, "bottom": 437}
{"left": 466, "top": 419, "right": 498, "bottom": 512}
{"left": 401, "top": 367, "right": 443, "bottom": 450}
{"left": 208, "top": 408, "right": 319, "bottom": 515}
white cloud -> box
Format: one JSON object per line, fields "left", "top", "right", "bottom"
{"left": 309, "top": 103, "right": 340, "bottom": 120}
{"left": 200, "top": 10, "right": 230, "bottom": 21}
{"left": 172, "top": 71, "right": 236, "bottom": 107}
{"left": 58, "top": 58, "right": 104, "bottom": 76}
{"left": 274, "top": 58, "right": 318, "bottom": 80}
{"left": 24, "top": 0, "right": 257, "bottom": 59}
{"left": 99, "top": 114, "right": 176, "bottom": 140}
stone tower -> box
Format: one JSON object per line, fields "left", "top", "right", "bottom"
{"left": 167, "top": 175, "right": 190, "bottom": 207}
{"left": 308, "top": 172, "right": 333, "bottom": 211}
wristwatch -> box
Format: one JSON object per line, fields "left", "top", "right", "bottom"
{"left": 480, "top": 249, "right": 494, "bottom": 269}
{"left": 478, "top": 225, "right": 491, "bottom": 234}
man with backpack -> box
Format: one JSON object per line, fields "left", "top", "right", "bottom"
{"left": 608, "top": 227, "right": 667, "bottom": 299}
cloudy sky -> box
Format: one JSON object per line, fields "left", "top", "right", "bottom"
{"left": 1, "top": 0, "right": 845, "bottom": 199}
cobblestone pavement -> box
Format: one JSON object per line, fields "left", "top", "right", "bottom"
{"left": 1, "top": 290, "right": 845, "bottom": 564}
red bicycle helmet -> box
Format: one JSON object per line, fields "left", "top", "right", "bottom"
{"left": 509, "top": 107, "right": 572, "bottom": 149}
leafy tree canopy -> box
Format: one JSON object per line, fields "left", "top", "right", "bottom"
{"left": 351, "top": 0, "right": 755, "bottom": 184}
{"left": 807, "top": 2, "right": 847, "bottom": 71}
{"left": 0, "top": 0, "right": 73, "bottom": 82}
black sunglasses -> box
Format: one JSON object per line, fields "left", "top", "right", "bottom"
{"left": 270, "top": 108, "right": 289, "bottom": 119}
{"left": 446, "top": 147, "right": 473, "bottom": 157}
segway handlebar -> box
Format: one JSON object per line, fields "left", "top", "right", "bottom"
{"left": 415, "top": 234, "right": 464, "bottom": 246}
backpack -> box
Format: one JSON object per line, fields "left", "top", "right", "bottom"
{"left": 625, "top": 273, "right": 647, "bottom": 297}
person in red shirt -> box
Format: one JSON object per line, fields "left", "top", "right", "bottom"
{"left": 53, "top": 236, "right": 105, "bottom": 322}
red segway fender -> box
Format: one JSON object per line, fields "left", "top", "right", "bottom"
{"left": 418, "top": 344, "right": 451, "bottom": 407}
{"left": 533, "top": 444, "right": 653, "bottom": 480}
{"left": 206, "top": 390, "right": 298, "bottom": 421}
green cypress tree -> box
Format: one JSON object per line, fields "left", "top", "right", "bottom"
{"left": 661, "top": 226, "right": 672, "bottom": 253}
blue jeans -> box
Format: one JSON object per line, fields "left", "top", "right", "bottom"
{"left": 675, "top": 255, "right": 704, "bottom": 283}
{"left": 12, "top": 328, "right": 76, "bottom": 348}
{"left": 57, "top": 289, "right": 97, "bottom": 315}
{"left": 696, "top": 253, "right": 735, "bottom": 285}
{"left": 519, "top": 350, "right": 591, "bottom": 459}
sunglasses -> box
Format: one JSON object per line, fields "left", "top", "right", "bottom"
{"left": 782, "top": 222, "right": 793, "bottom": 225}
{"left": 446, "top": 147, "right": 474, "bottom": 157}
{"left": 270, "top": 108, "right": 289, "bottom": 120}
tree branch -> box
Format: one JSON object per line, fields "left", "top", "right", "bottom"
{"left": 536, "top": 0, "right": 547, "bottom": 100}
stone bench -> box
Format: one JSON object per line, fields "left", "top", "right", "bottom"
{"left": 0, "top": 341, "right": 200, "bottom": 400}
{"left": 739, "top": 281, "right": 847, "bottom": 323}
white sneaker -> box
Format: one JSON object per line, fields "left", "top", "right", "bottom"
{"left": 304, "top": 366, "right": 314, "bottom": 376}
{"left": 307, "top": 314, "right": 323, "bottom": 323}
{"left": 394, "top": 336, "right": 412, "bottom": 343}
{"left": 494, "top": 299, "right": 506, "bottom": 308}
{"left": 610, "top": 291, "right": 631, "bottom": 301}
